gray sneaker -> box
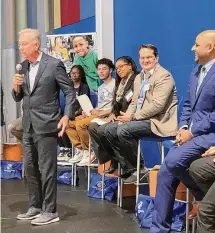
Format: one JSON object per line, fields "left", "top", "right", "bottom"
{"left": 31, "top": 212, "right": 59, "bottom": 225}
{"left": 17, "top": 207, "right": 41, "bottom": 220}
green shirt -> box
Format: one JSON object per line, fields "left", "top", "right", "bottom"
{"left": 74, "top": 50, "right": 100, "bottom": 91}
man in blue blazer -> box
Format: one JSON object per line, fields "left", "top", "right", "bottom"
{"left": 150, "top": 30, "right": 215, "bottom": 233}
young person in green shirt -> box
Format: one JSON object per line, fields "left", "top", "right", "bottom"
{"left": 72, "top": 35, "right": 100, "bottom": 92}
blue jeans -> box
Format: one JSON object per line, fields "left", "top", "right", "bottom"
{"left": 105, "top": 120, "right": 155, "bottom": 169}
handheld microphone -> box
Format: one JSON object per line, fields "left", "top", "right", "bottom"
{"left": 16, "top": 64, "right": 22, "bottom": 93}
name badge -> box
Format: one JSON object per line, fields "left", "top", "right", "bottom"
{"left": 144, "top": 84, "right": 150, "bottom": 92}
{"left": 125, "top": 90, "right": 133, "bottom": 102}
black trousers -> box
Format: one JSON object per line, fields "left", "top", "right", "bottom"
{"left": 58, "top": 133, "right": 72, "bottom": 148}
{"left": 88, "top": 122, "right": 115, "bottom": 164}
{"left": 189, "top": 156, "right": 215, "bottom": 233}
{"left": 23, "top": 127, "right": 58, "bottom": 213}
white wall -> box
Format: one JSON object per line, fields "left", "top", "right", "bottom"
{"left": 95, "top": 0, "right": 114, "bottom": 61}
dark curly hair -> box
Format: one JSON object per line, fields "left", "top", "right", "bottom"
{"left": 96, "top": 58, "right": 115, "bottom": 70}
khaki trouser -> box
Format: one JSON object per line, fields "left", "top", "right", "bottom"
{"left": 66, "top": 115, "right": 97, "bottom": 150}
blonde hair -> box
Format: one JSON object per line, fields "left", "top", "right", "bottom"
{"left": 19, "top": 28, "right": 41, "bottom": 45}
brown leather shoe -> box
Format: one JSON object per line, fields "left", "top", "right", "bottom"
{"left": 188, "top": 203, "right": 199, "bottom": 219}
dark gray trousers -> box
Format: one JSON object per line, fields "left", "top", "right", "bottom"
{"left": 105, "top": 120, "right": 155, "bottom": 170}
{"left": 189, "top": 156, "right": 215, "bottom": 233}
{"left": 23, "top": 127, "right": 58, "bottom": 213}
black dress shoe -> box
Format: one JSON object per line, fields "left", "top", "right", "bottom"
{"left": 119, "top": 169, "right": 134, "bottom": 179}
{"left": 104, "top": 162, "right": 118, "bottom": 174}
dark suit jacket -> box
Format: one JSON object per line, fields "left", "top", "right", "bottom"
{"left": 179, "top": 62, "right": 215, "bottom": 149}
{"left": 12, "top": 53, "right": 76, "bottom": 134}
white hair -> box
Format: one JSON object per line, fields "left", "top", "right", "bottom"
{"left": 19, "top": 28, "right": 41, "bottom": 45}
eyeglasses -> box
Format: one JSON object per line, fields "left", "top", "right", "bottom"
{"left": 116, "top": 63, "right": 129, "bottom": 71}
{"left": 70, "top": 72, "right": 79, "bottom": 77}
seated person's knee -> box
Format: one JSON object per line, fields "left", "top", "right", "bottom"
{"left": 8, "top": 123, "right": 15, "bottom": 133}
{"left": 88, "top": 123, "right": 98, "bottom": 135}
{"left": 189, "top": 160, "right": 201, "bottom": 180}
{"left": 117, "top": 124, "right": 129, "bottom": 137}
{"left": 97, "top": 126, "right": 106, "bottom": 138}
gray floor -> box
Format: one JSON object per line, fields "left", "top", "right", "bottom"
{"left": 1, "top": 172, "right": 149, "bottom": 233}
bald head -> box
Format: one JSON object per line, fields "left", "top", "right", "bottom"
{"left": 192, "top": 30, "right": 215, "bottom": 65}
{"left": 198, "top": 30, "right": 215, "bottom": 42}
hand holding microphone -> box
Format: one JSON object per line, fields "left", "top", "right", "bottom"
{"left": 13, "top": 64, "right": 23, "bottom": 93}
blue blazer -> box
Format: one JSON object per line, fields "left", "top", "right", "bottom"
{"left": 179, "top": 63, "right": 215, "bottom": 149}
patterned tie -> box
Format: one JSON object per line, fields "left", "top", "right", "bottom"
{"left": 196, "top": 66, "right": 206, "bottom": 94}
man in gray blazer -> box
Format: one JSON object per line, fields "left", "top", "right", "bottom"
{"left": 12, "top": 28, "right": 75, "bottom": 225}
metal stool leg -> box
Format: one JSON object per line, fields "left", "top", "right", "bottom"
{"left": 74, "top": 163, "right": 77, "bottom": 187}
{"left": 102, "top": 164, "right": 105, "bottom": 200}
{"left": 21, "top": 149, "right": 24, "bottom": 178}
{"left": 71, "top": 144, "right": 74, "bottom": 186}
{"left": 119, "top": 168, "right": 123, "bottom": 208}
{"left": 117, "top": 163, "right": 121, "bottom": 206}
{"left": 185, "top": 188, "right": 190, "bottom": 233}
{"left": 71, "top": 164, "right": 74, "bottom": 187}
{"left": 192, "top": 217, "right": 197, "bottom": 233}
{"left": 87, "top": 137, "right": 91, "bottom": 191}
{"left": 161, "top": 144, "right": 165, "bottom": 163}
{"left": 136, "top": 140, "right": 141, "bottom": 203}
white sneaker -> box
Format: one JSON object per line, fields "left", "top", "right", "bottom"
{"left": 77, "top": 150, "right": 96, "bottom": 166}
{"left": 68, "top": 149, "right": 83, "bottom": 163}
{"left": 57, "top": 148, "right": 69, "bottom": 161}
{"left": 76, "top": 150, "right": 89, "bottom": 166}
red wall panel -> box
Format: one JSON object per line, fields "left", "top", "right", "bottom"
{"left": 60, "top": 0, "right": 80, "bottom": 27}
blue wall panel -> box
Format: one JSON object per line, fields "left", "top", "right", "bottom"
{"left": 80, "top": 0, "right": 95, "bottom": 20}
{"left": 27, "top": 0, "right": 37, "bottom": 28}
{"left": 53, "top": 16, "right": 95, "bottom": 34}
{"left": 114, "top": 0, "right": 215, "bottom": 168}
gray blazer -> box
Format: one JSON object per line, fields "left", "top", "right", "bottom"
{"left": 12, "top": 53, "right": 76, "bottom": 134}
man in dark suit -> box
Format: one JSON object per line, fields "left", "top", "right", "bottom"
{"left": 12, "top": 28, "right": 75, "bottom": 225}
{"left": 150, "top": 30, "right": 215, "bottom": 233}
{"left": 189, "top": 148, "right": 215, "bottom": 233}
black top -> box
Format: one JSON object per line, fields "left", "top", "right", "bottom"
{"left": 73, "top": 81, "right": 91, "bottom": 116}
